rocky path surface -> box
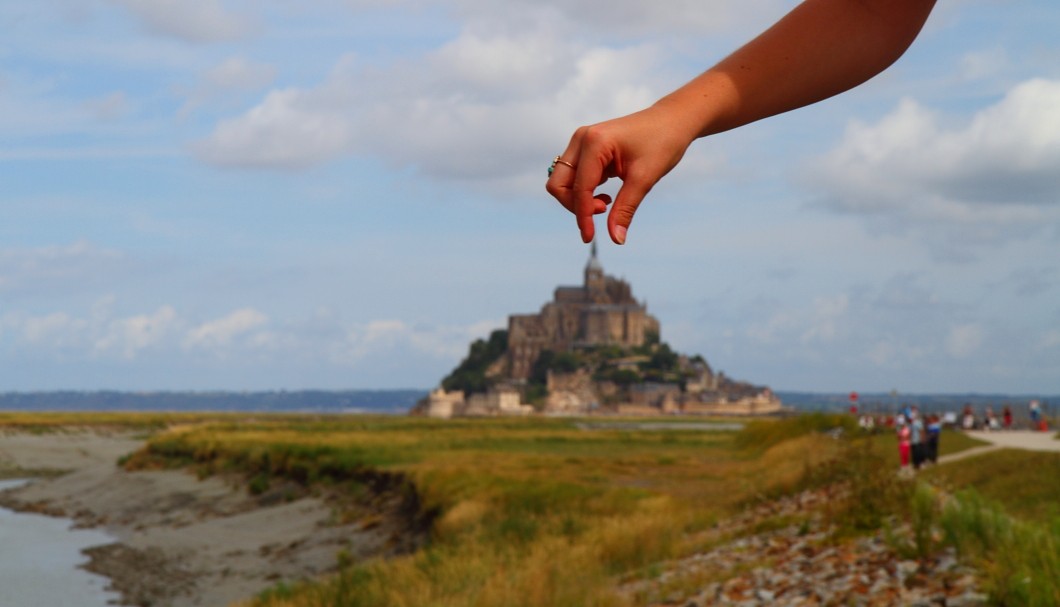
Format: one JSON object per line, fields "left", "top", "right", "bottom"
{"left": 622, "top": 490, "right": 988, "bottom": 607}
{"left": 626, "top": 431, "right": 1060, "bottom": 607}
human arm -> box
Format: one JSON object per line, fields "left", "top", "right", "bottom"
{"left": 545, "top": 0, "right": 938, "bottom": 244}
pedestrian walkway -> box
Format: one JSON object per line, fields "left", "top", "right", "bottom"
{"left": 938, "top": 429, "right": 1059, "bottom": 465}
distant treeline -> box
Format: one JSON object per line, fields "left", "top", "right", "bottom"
{"left": 778, "top": 391, "right": 1057, "bottom": 415}
{"left": 0, "top": 390, "right": 429, "bottom": 413}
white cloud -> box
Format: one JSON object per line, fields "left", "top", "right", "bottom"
{"left": 19, "top": 312, "right": 89, "bottom": 349}
{"left": 945, "top": 323, "right": 983, "bottom": 358}
{"left": 94, "top": 306, "right": 178, "bottom": 359}
{"left": 193, "top": 0, "right": 781, "bottom": 180}
{"left": 110, "top": 0, "right": 255, "bottom": 42}
{"left": 195, "top": 34, "right": 667, "bottom": 182}
{"left": 183, "top": 308, "right": 270, "bottom": 350}
{"left": 745, "top": 295, "right": 850, "bottom": 346}
{"left": 340, "top": 318, "right": 499, "bottom": 364}
{"left": 958, "top": 47, "right": 1009, "bottom": 82}
{"left": 446, "top": 0, "right": 785, "bottom": 39}
{"left": 1, "top": 298, "right": 496, "bottom": 379}
{"left": 203, "top": 56, "right": 276, "bottom": 91}
{"left": 0, "top": 241, "right": 127, "bottom": 297}
{"left": 810, "top": 78, "right": 1060, "bottom": 233}
{"left": 194, "top": 85, "right": 354, "bottom": 169}
{"left": 178, "top": 56, "right": 277, "bottom": 118}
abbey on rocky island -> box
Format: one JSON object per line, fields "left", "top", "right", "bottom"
{"left": 414, "top": 245, "right": 783, "bottom": 418}
{"left": 507, "top": 242, "right": 659, "bottom": 380}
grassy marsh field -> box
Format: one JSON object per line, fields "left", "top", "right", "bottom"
{"left": 2, "top": 412, "right": 1057, "bottom": 606}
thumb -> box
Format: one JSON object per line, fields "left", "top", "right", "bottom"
{"left": 607, "top": 179, "right": 650, "bottom": 245}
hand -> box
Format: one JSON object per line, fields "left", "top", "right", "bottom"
{"left": 546, "top": 101, "right": 697, "bottom": 244}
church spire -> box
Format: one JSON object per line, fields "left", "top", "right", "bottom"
{"left": 586, "top": 239, "right": 602, "bottom": 273}
{"left": 585, "top": 239, "right": 604, "bottom": 292}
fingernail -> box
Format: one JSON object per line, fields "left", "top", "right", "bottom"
{"left": 614, "top": 225, "right": 627, "bottom": 245}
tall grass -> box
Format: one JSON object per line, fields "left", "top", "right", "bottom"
{"left": 939, "top": 490, "right": 1060, "bottom": 606}
{"left": 793, "top": 435, "right": 913, "bottom": 535}
{"left": 117, "top": 418, "right": 699, "bottom": 606}
{"left": 112, "top": 414, "right": 1057, "bottom": 607}
{"left": 0, "top": 411, "right": 250, "bottom": 432}
{"left": 119, "top": 415, "right": 841, "bottom": 607}
{"left": 733, "top": 412, "right": 857, "bottom": 452}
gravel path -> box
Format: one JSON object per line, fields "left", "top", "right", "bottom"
{"left": 622, "top": 489, "right": 988, "bottom": 607}
{"left": 963, "top": 429, "right": 1060, "bottom": 452}
{"left": 938, "top": 429, "right": 1060, "bottom": 465}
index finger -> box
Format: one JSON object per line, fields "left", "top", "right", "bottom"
{"left": 572, "top": 144, "right": 611, "bottom": 244}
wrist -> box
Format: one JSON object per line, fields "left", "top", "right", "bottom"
{"left": 656, "top": 70, "right": 741, "bottom": 140}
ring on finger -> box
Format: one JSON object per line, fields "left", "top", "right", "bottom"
{"left": 548, "top": 156, "right": 576, "bottom": 177}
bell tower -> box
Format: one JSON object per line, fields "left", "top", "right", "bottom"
{"left": 584, "top": 241, "right": 605, "bottom": 298}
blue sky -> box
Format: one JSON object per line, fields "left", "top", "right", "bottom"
{"left": 2, "top": 0, "right": 1058, "bottom": 393}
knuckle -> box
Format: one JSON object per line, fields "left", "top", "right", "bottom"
{"left": 579, "top": 125, "right": 608, "bottom": 147}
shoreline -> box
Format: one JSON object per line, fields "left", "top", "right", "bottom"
{"left": 0, "top": 430, "right": 419, "bottom": 607}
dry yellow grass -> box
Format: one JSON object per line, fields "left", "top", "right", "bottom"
{"left": 121, "top": 415, "right": 849, "bottom": 607}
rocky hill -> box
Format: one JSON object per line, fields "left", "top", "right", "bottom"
{"left": 411, "top": 329, "right": 781, "bottom": 417}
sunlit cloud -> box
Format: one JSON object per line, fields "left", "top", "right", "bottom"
{"left": 810, "top": 78, "right": 1060, "bottom": 235}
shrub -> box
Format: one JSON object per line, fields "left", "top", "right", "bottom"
{"left": 940, "top": 490, "right": 1060, "bottom": 606}
{"left": 735, "top": 413, "right": 858, "bottom": 451}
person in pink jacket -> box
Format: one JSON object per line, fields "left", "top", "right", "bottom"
{"left": 897, "top": 415, "right": 912, "bottom": 470}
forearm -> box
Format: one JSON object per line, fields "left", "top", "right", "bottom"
{"left": 660, "top": 0, "right": 937, "bottom": 141}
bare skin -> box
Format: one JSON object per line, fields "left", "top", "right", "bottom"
{"left": 546, "top": 0, "right": 938, "bottom": 245}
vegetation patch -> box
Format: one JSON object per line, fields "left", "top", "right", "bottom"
{"left": 926, "top": 448, "right": 1060, "bottom": 523}
{"left": 106, "top": 414, "right": 1058, "bottom": 607}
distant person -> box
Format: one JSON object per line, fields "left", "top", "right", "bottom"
{"left": 942, "top": 410, "right": 958, "bottom": 428}
{"left": 984, "top": 406, "right": 999, "bottom": 432}
{"left": 546, "top": 0, "right": 938, "bottom": 244}
{"left": 1029, "top": 400, "right": 1042, "bottom": 430}
{"left": 910, "top": 408, "right": 925, "bottom": 470}
{"left": 897, "top": 415, "right": 912, "bottom": 472}
{"left": 962, "top": 404, "right": 976, "bottom": 431}
{"left": 1002, "top": 405, "right": 1013, "bottom": 430}
{"left": 926, "top": 414, "right": 941, "bottom": 464}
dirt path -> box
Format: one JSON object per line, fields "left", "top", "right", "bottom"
{"left": 938, "top": 429, "right": 1059, "bottom": 464}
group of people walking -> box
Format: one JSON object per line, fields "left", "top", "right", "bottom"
{"left": 851, "top": 400, "right": 1049, "bottom": 473}
{"left": 896, "top": 407, "right": 940, "bottom": 472}
{"left": 960, "top": 401, "right": 1047, "bottom": 431}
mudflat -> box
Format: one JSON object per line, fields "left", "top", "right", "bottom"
{"left": 0, "top": 430, "right": 404, "bottom": 607}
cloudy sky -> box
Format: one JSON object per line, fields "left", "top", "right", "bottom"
{"left": 2, "top": 0, "right": 1058, "bottom": 394}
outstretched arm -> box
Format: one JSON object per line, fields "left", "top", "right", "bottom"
{"left": 546, "top": 0, "right": 937, "bottom": 244}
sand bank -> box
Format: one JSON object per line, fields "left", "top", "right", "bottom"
{"left": 0, "top": 430, "right": 417, "bottom": 607}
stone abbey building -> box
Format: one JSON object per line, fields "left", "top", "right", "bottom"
{"left": 507, "top": 244, "right": 660, "bottom": 379}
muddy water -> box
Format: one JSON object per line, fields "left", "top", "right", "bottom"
{"left": 0, "top": 479, "right": 123, "bottom": 607}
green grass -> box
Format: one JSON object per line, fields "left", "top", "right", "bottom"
{"left": 938, "top": 489, "right": 1060, "bottom": 606}
{"left": 733, "top": 412, "right": 857, "bottom": 451}
{"left": 925, "top": 449, "right": 1060, "bottom": 524}
{"left": 0, "top": 411, "right": 296, "bottom": 432}
{"left": 866, "top": 427, "right": 990, "bottom": 461}
{"left": 17, "top": 413, "right": 1052, "bottom": 607}
{"left": 116, "top": 415, "right": 851, "bottom": 607}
